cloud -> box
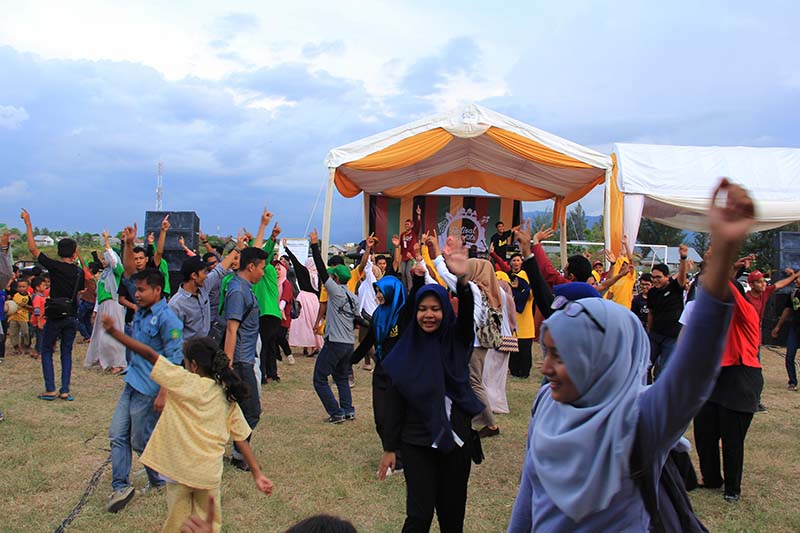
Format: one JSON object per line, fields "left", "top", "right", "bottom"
{"left": 0, "top": 180, "right": 28, "bottom": 201}
{"left": 0, "top": 105, "right": 29, "bottom": 129}
{"left": 302, "top": 40, "right": 346, "bottom": 59}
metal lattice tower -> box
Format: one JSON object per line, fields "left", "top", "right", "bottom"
{"left": 156, "top": 162, "right": 163, "bottom": 210}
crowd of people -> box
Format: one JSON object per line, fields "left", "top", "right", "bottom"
{"left": 0, "top": 178, "right": 798, "bottom": 531}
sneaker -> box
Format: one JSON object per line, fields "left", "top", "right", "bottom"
{"left": 345, "top": 412, "right": 356, "bottom": 421}
{"left": 723, "top": 493, "right": 740, "bottom": 504}
{"left": 287, "top": 354, "right": 296, "bottom": 365}
{"left": 230, "top": 457, "right": 251, "bottom": 472}
{"left": 137, "top": 483, "right": 164, "bottom": 496}
{"left": 106, "top": 486, "right": 135, "bottom": 513}
{"left": 788, "top": 385, "right": 798, "bottom": 392}
{"left": 349, "top": 376, "right": 355, "bottom": 387}
{"left": 756, "top": 403, "right": 768, "bottom": 413}
{"left": 325, "top": 415, "right": 345, "bottom": 424}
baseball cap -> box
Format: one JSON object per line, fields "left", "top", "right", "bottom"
{"left": 747, "top": 270, "right": 764, "bottom": 284}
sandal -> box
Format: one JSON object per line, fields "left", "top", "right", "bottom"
{"left": 38, "top": 393, "right": 57, "bottom": 401}
{"left": 59, "top": 393, "right": 74, "bottom": 401}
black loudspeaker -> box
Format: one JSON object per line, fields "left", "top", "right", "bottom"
{"left": 772, "top": 232, "right": 800, "bottom": 283}
{"left": 144, "top": 211, "right": 200, "bottom": 296}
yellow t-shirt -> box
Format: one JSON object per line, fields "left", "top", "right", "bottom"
{"left": 141, "top": 357, "right": 252, "bottom": 490}
{"left": 605, "top": 258, "right": 637, "bottom": 308}
{"left": 10, "top": 293, "right": 31, "bottom": 322}
{"left": 514, "top": 271, "right": 535, "bottom": 339}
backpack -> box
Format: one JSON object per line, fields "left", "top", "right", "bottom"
{"left": 475, "top": 289, "right": 502, "bottom": 349}
{"left": 290, "top": 299, "right": 302, "bottom": 319}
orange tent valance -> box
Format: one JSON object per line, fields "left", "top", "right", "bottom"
{"left": 344, "top": 128, "right": 454, "bottom": 171}
{"left": 382, "top": 168, "right": 555, "bottom": 201}
{"left": 485, "top": 127, "right": 594, "bottom": 169}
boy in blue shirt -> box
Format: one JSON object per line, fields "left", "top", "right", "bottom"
{"left": 107, "top": 264, "right": 184, "bottom": 513}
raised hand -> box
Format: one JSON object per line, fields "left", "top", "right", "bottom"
{"left": 20, "top": 208, "right": 31, "bottom": 225}
{"left": 102, "top": 230, "right": 110, "bottom": 240}
{"left": 708, "top": 178, "right": 755, "bottom": 245}
{"left": 603, "top": 249, "right": 617, "bottom": 265}
{"left": 261, "top": 208, "right": 274, "bottom": 226}
{"left": 199, "top": 230, "right": 207, "bottom": 242}
{"left": 411, "top": 261, "right": 427, "bottom": 278}
{"left": 161, "top": 214, "right": 171, "bottom": 232}
{"left": 516, "top": 220, "right": 533, "bottom": 256}
{"left": 236, "top": 230, "right": 247, "bottom": 249}
{"left": 178, "top": 235, "right": 186, "bottom": 247}
{"left": 391, "top": 234, "right": 400, "bottom": 247}
{"left": 444, "top": 237, "right": 469, "bottom": 278}
{"left": 309, "top": 228, "right": 319, "bottom": 245}
{"left": 416, "top": 204, "right": 421, "bottom": 216}
{"left": 366, "top": 232, "right": 376, "bottom": 249}
{"left": 271, "top": 223, "right": 281, "bottom": 240}
{"left": 532, "top": 223, "right": 552, "bottom": 246}
{"left": 679, "top": 243, "right": 689, "bottom": 259}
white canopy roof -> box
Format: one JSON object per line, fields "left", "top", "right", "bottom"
{"left": 612, "top": 143, "right": 800, "bottom": 241}
{"left": 325, "top": 103, "right": 611, "bottom": 202}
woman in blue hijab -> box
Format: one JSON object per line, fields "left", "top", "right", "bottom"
{"left": 508, "top": 179, "right": 755, "bottom": 531}
{"left": 379, "top": 242, "right": 484, "bottom": 532}
{"left": 351, "top": 271, "right": 414, "bottom": 458}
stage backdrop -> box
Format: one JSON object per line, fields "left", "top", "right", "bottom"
{"left": 368, "top": 194, "right": 522, "bottom": 253}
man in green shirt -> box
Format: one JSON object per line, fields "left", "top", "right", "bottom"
{"left": 252, "top": 209, "right": 283, "bottom": 384}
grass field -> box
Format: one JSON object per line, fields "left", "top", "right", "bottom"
{"left": 1, "top": 341, "right": 799, "bottom": 532}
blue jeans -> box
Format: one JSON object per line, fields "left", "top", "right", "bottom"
{"left": 232, "top": 362, "right": 261, "bottom": 461}
{"left": 109, "top": 383, "right": 163, "bottom": 491}
{"left": 786, "top": 329, "right": 799, "bottom": 386}
{"left": 649, "top": 332, "right": 677, "bottom": 381}
{"left": 313, "top": 341, "right": 354, "bottom": 417}
{"left": 77, "top": 299, "right": 94, "bottom": 340}
{"left": 41, "top": 317, "right": 77, "bottom": 394}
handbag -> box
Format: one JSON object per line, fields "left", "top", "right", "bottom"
{"left": 499, "top": 335, "right": 519, "bottom": 353}
{"left": 475, "top": 290, "right": 502, "bottom": 349}
{"left": 45, "top": 267, "right": 82, "bottom": 319}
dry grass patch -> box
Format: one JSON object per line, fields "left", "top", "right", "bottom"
{"left": 0, "top": 342, "right": 798, "bottom": 531}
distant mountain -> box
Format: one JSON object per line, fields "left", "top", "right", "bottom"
{"left": 522, "top": 211, "right": 602, "bottom": 228}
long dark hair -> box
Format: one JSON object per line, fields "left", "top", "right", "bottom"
{"left": 183, "top": 336, "right": 250, "bottom": 403}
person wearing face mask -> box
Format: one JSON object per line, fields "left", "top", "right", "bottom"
{"left": 379, "top": 238, "right": 484, "bottom": 533}
{"left": 508, "top": 179, "right": 754, "bottom": 532}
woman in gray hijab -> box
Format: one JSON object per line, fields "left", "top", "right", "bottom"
{"left": 509, "top": 179, "right": 755, "bottom": 532}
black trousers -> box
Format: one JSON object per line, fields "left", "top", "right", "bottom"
{"left": 277, "top": 325, "right": 292, "bottom": 357}
{"left": 509, "top": 337, "right": 533, "bottom": 378}
{"left": 400, "top": 442, "right": 472, "bottom": 533}
{"left": 232, "top": 362, "right": 261, "bottom": 459}
{"left": 693, "top": 400, "right": 753, "bottom": 497}
{"left": 259, "top": 315, "right": 282, "bottom": 380}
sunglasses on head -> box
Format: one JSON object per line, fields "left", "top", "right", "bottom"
{"left": 551, "top": 295, "right": 606, "bottom": 334}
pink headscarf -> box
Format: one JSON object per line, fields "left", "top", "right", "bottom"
{"left": 305, "top": 258, "right": 319, "bottom": 291}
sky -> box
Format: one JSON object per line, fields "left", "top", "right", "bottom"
{"left": 0, "top": 1, "right": 798, "bottom": 242}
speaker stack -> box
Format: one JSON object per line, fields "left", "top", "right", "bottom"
{"left": 763, "top": 232, "right": 800, "bottom": 347}
{"left": 144, "top": 211, "right": 201, "bottom": 295}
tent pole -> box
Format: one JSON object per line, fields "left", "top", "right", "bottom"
{"left": 321, "top": 168, "right": 335, "bottom": 259}
{"left": 603, "top": 168, "right": 612, "bottom": 269}
{"left": 560, "top": 207, "right": 568, "bottom": 269}
{"left": 362, "top": 193, "right": 369, "bottom": 241}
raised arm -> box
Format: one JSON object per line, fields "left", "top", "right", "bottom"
{"left": 102, "top": 315, "right": 159, "bottom": 364}
{"left": 309, "top": 228, "right": 328, "bottom": 285}
{"left": 517, "top": 221, "right": 555, "bottom": 318}
{"left": 253, "top": 208, "right": 273, "bottom": 249}
{"left": 198, "top": 230, "right": 217, "bottom": 255}
{"left": 19, "top": 209, "right": 40, "bottom": 259}
{"left": 154, "top": 215, "right": 170, "bottom": 266}
{"left": 597, "top": 261, "right": 632, "bottom": 292}
{"left": 443, "top": 239, "right": 473, "bottom": 344}
{"left": 774, "top": 268, "right": 800, "bottom": 291}
{"left": 638, "top": 179, "right": 753, "bottom": 459}
{"left": 391, "top": 234, "right": 401, "bottom": 273}
{"left": 283, "top": 241, "right": 315, "bottom": 294}
{"left": 121, "top": 224, "right": 137, "bottom": 277}
{"left": 358, "top": 233, "right": 376, "bottom": 273}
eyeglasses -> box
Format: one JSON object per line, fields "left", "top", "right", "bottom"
{"left": 551, "top": 295, "right": 606, "bottom": 334}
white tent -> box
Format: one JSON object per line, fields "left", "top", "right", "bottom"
{"left": 606, "top": 143, "right": 800, "bottom": 252}
{"left": 323, "top": 103, "right": 613, "bottom": 261}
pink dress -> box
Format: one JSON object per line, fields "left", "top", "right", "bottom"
{"left": 288, "top": 259, "right": 323, "bottom": 350}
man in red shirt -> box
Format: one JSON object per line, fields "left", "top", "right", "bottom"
{"left": 398, "top": 205, "right": 421, "bottom": 289}
{"left": 745, "top": 268, "right": 799, "bottom": 319}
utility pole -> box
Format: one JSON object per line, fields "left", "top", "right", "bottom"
{"left": 156, "top": 162, "right": 164, "bottom": 210}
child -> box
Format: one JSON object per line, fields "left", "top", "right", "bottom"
{"left": 8, "top": 279, "right": 32, "bottom": 355}
{"left": 102, "top": 316, "right": 273, "bottom": 532}
{"left": 30, "top": 276, "right": 48, "bottom": 360}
